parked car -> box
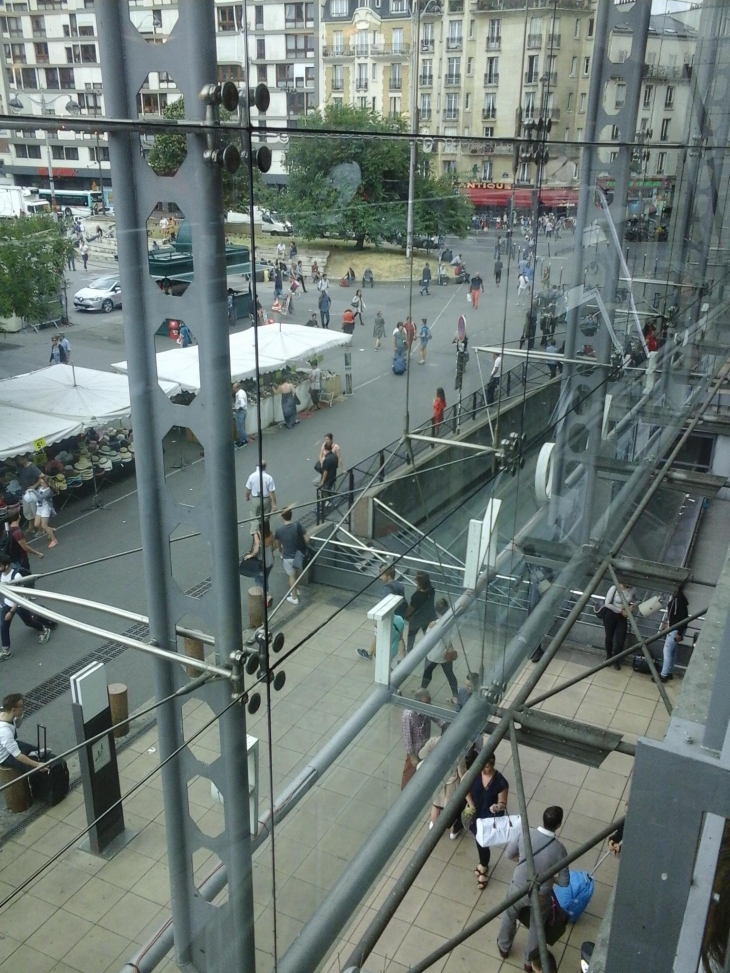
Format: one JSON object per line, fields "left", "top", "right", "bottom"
{"left": 73, "top": 275, "right": 122, "bottom": 313}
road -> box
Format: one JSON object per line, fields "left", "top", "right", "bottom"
{"left": 0, "top": 226, "right": 654, "bottom": 758}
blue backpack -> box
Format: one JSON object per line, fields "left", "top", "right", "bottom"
{"left": 392, "top": 355, "right": 406, "bottom": 375}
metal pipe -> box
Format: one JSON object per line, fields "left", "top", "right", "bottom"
{"left": 0, "top": 584, "right": 231, "bottom": 678}
{"left": 406, "top": 433, "right": 496, "bottom": 453}
{"left": 404, "top": 817, "right": 624, "bottom": 973}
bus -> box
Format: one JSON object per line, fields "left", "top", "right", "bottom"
{"left": 36, "top": 188, "right": 105, "bottom": 217}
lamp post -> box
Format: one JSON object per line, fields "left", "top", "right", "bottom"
{"left": 406, "top": 0, "right": 440, "bottom": 260}
{"left": 8, "top": 93, "right": 81, "bottom": 213}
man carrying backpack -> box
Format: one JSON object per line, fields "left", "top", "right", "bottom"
{"left": 2, "top": 511, "right": 45, "bottom": 574}
{"left": 1, "top": 554, "right": 51, "bottom": 659}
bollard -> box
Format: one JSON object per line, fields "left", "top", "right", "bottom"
{"left": 0, "top": 767, "right": 32, "bottom": 813}
{"left": 183, "top": 637, "right": 205, "bottom": 678}
{"left": 108, "top": 683, "right": 129, "bottom": 738}
{"left": 248, "top": 586, "right": 264, "bottom": 629}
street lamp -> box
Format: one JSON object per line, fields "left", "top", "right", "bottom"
{"left": 8, "top": 93, "right": 80, "bottom": 213}
{"left": 406, "top": 0, "right": 441, "bottom": 260}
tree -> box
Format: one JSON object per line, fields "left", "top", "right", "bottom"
{"left": 282, "top": 103, "right": 472, "bottom": 248}
{"left": 147, "top": 98, "right": 278, "bottom": 214}
{"left": 0, "top": 215, "right": 69, "bottom": 324}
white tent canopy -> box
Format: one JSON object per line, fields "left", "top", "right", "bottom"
{"left": 111, "top": 323, "right": 352, "bottom": 393}
{"left": 0, "top": 365, "right": 181, "bottom": 426}
{"left": 0, "top": 404, "right": 83, "bottom": 461}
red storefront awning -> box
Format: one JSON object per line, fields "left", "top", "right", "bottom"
{"left": 460, "top": 185, "right": 578, "bottom": 208}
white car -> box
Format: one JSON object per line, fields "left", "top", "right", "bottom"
{"left": 73, "top": 275, "right": 122, "bottom": 313}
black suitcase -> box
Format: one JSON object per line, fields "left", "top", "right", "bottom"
{"left": 632, "top": 653, "right": 660, "bottom": 675}
{"left": 30, "top": 725, "right": 69, "bottom": 807}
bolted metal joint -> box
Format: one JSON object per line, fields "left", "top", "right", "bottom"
{"left": 495, "top": 432, "right": 526, "bottom": 477}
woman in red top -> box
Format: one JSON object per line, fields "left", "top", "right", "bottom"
{"left": 432, "top": 387, "right": 446, "bottom": 440}
{"left": 403, "top": 316, "right": 415, "bottom": 351}
{"left": 643, "top": 323, "right": 657, "bottom": 353}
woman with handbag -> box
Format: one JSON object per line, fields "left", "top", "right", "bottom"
{"left": 351, "top": 289, "right": 366, "bottom": 326}
{"left": 276, "top": 380, "right": 299, "bottom": 430}
{"left": 420, "top": 597, "right": 459, "bottom": 700}
{"left": 242, "top": 520, "right": 275, "bottom": 608}
{"left": 407, "top": 572, "right": 437, "bottom": 653}
{"left": 464, "top": 752, "right": 509, "bottom": 889}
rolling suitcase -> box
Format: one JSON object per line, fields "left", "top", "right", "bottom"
{"left": 29, "top": 724, "right": 69, "bottom": 807}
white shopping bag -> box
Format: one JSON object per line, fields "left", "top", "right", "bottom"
{"left": 476, "top": 813, "right": 522, "bottom": 848}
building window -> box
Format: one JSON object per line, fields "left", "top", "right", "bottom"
{"left": 89, "top": 145, "right": 110, "bottom": 162}
{"left": 77, "top": 92, "right": 102, "bottom": 112}
{"left": 65, "top": 43, "right": 97, "bottom": 62}
{"left": 22, "top": 144, "right": 42, "bottom": 159}
{"left": 610, "top": 124, "right": 619, "bottom": 140}
{"left": 392, "top": 27, "right": 404, "bottom": 53}
{"left": 582, "top": 56, "right": 590, "bottom": 76}
{"left": 576, "top": 128, "right": 583, "bottom": 141}
{"left": 277, "top": 63, "right": 294, "bottom": 86}
{"left": 59, "top": 67, "right": 74, "bottom": 88}
{"left": 1, "top": 16, "right": 23, "bottom": 37}
{"left": 656, "top": 151, "right": 666, "bottom": 174}
{"left": 51, "top": 145, "right": 79, "bottom": 160}
{"left": 285, "top": 3, "right": 313, "bottom": 28}
{"left": 445, "top": 92, "right": 458, "bottom": 119}
{"left": 420, "top": 93, "right": 431, "bottom": 119}
{"left": 482, "top": 160, "right": 493, "bottom": 179}
{"left": 447, "top": 21, "right": 462, "bottom": 49}
{"left": 255, "top": 5, "right": 264, "bottom": 27}
{"left": 518, "top": 161, "right": 530, "bottom": 183}
{"left": 390, "top": 0, "right": 406, "bottom": 12}
{"left": 469, "top": 19, "right": 475, "bottom": 39}
{"left": 587, "top": 17, "right": 594, "bottom": 38}
{"left": 665, "top": 86, "right": 675, "bottom": 109}
{"left": 574, "top": 18, "right": 580, "bottom": 38}
{"left": 256, "top": 38, "right": 265, "bottom": 59}
{"left": 286, "top": 34, "right": 314, "bottom": 57}
{"left": 446, "top": 56, "right": 460, "bottom": 84}
{"left": 609, "top": 150, "right": 618, "bottom": 162}
{"left": 483, "top": 92, "right": 496, "bottom": 119}
{"left": 487, "top": 19, "right": 500, "bottom": 48}
{"left": 569, "top": 55, "right": 577, "bottom": 78}
{"left": 390, "top": 63, "right": 402, "bottom": 89}
{"left": 20, "top": 67, "right": 37, "bottom": 88}
{"left": 218, "top": 5, "right": 243, "bottom": 31}
{"left": 34, "top": 42, "right": 48, "bottom": 61}
{"left": 643, "top": 85, "right": 652, "bottom": 108}
{"left": 566, "top": 92, "right": 573, "bottom": 112}
{"left": 467, "top": 56, "right": 473, "bottom": 76}
{"left": 465, "top": 92, "right": 471, "bottom": 110}
{"left": 331, "top": 0, "right": 348, "bottom": 15}
{"left": 355, "top": 28, "right": 367, "bottom": 55}
{"left": 389, "top": 95, "right": 399, "bottom": 115}
{"left": 219, "top": 63, "right": 245, "bottom": 82}
{"left": 526, "top": 55, "right": 539, "bottom": 83}
{"left": 523, "top": 91, "right": 535, "bottom": 118}
{"left": 332, "top": 64, "right": 344, "bottom": 90}
{"left": 9, "top": 43, "right": 26, "bottom": 63}
{"left": 445, "top": 160, "right": 456, "bottom": 175}
{"left": 614, "top": 83, "right": 626, "bottom": 109}
{"left": 578, "top": 92, "right": 586, "bottom": 113}
{"left": 486, "top": 56, "right": 498, "bottom": 84}
{"left": 660, "top": 118, "right": 670, "bottom": 141}
{"left": 483, "top": 125, "right": 493, "bottom": 137}
{"left": 332, "top": 31, "right": 343, "bottom": 54}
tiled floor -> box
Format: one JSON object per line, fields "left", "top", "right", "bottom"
{"left": 0, "top": 588, "right": 679, "bottom": 973}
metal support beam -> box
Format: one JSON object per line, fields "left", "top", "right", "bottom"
{"left": 406, "top": 433, "right": 496, "bottom": 453}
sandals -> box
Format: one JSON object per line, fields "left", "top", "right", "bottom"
{"left": 474, "top": 865, "right": 488, "bottom": 889}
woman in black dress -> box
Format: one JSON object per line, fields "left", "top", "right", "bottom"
{"left": 406, "top": 571, "right": 437, "bottom": 653}
{"left": 464, "top": 752, "right": 509, "bottom": 889}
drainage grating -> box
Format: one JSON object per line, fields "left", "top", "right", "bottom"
{"left": 186, "top": 578, "right": 211, "bottom": 599}
{"left": 23, "top": 621, "right": 150, "bottom": 717}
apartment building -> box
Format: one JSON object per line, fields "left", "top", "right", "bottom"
{"left": 321, "top": 0, "right": 413, "bottom": 117}
{"left": 0, "top": 0, "right": 316, "bottom": 194}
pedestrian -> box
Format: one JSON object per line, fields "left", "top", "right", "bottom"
{"left": 357, "top": 606, "right": 405, "bottom": 663}
{"left": 393, "top": 321, "right": 406, "bottom": 361}
{"left": 421, "top": 598, "right": 459, "bottom": 700}
{"left": 516, "top": 272, "right": 529, "bottom": 305}
{"left": 351, "top": 288, "right": 366, "bottom": 326}
{"left": 602, "top": 580, "right": 634, "bottom": 669}
{"left": 317, "top": 273, "right": 329, "bottom": 293}
{"left": 307, "top": 312, "right": 319, "bottom": 328}
{"left": 494, "top": 237, "right": 502, "bottom": 259}
{"left": 0, "top": 694, "right": 49, "bottom": 770}
{"left": 487, "top": 351, "right": 501, "bottom": 404}
{"left": 273, "top": 266, "right": 283, "bottom": 301}
{"left": 378, "top": 564, "right": 408, "bottom": 618}
{"left": 400, "top": 688, "right": 433, "bottom": 789}
{"left": 318, "top": 440, "right": 339, "bottom": 512}
{"left": 660, "top": 583, "right": 689, "bottom": 682}
{"left": 319, "top": 432, "right": 345, "bottom": 474}
{"left": 341, "top": 307, "right": 355, "bottom": 334}
{"left": 308, "top": 359, "right": 322, "bottom": 411}
{"left": 469, "top": 272, "right": 484, "bottom": 309}
{"left": 81, "top": 244, "right": 88, "bottom": 270}
{"left": 318, "top": 288, "right": 331, "bottom": 329}
{"left": 58, "top": 333, "right": 71, "bottom": 363}
{"left": 245, "top": 462, "right": 277, "bottom": 523}
{"left": 420, "top": 736, "right": 472, "bottom": 839}
{"left": 527, "top": 947, "right": 557, "bottom": 973}
{"left": 179, "top": 322, "right": 192, "bottom": 347}
{"left": 3, "top": 511, "right": 44, "bottom": 575}
{"left": 545, "top": 339, "right": 559, "bottom": 379}
{"left": 17, "top": 456, "right": 42, "bottom": 527}
{"left": 373, "top": 309, "right": 386, "bottom": 350}
{"left": 417, "top": 318, "right": 432, "bottom": 364}
{"left": 311, "top": 259, "right": 320, "bottom": 282}
{"left": 289, "top": 240, "right": 297, "bottom": 260}
{"left": 420, "top": 263, "right": 431, "bottom": 296}
{"left": 0, "top": 555, "right": 52, "bottom": 658}
{"left": 49, "top": 335, "right": 63, "bottom": 365}
{"left": 464, "top": 751, "right": 509, "bottom": 890}
{"left": 227, "top": 288, "right": 236, "bottom": 328}
{"left": 494, "top": 258, "right": 503, "bottom": 287}
{"left": 497, "top": 806, "right": 570, "bottom": 965}
{"left": 455, "top": 671, "right": 478, "bottom": 711}
{"left": 33, "top": 475, "right": 58, "bottom": 549}
{"left": 403, "top": 316, "right": 415, "bottom": 352}
{"left": 432, "top": 387, "right": 446, "bottom": 439}
{"left": 407, "top": 571, "right": 437, "bottom": 653}
{"left": 67, "top": 248, "right": 76, "bottom": 272}
{"left": 277, "top": 240, "right": 286, "bottom": 260}
{"left": 233, "top": 382, "right": 249, "bottom": 448}
{"left": 276, "top": 379, "right": 299, "bottom": 429}
{"left": 243, "top": 519, "right": 275, "bottom": 608}
{"left": 295, "top": 260, "right": 307, "bottom": 293}
{"left": 275, "top": 508, "right": 309, "bottom": 605}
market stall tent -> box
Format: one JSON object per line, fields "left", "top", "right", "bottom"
{"left": 0, "top": 403, "right": 83, "bottom": 461}
{"left": 0, "top": 365, "right": 181, "bottom": 425}
{"left": 111, "top": 323, "right": 353, "bottom": 393}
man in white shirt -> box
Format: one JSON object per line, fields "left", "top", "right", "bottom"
{"left": 317, "top": 274, "right": 329, "bottom": 293}
{"left": 602, "top": 581, "right": 635, "bottom": 670}
{"left": 0, "top": 693, "right": 47, "bottom": 773}
{"left": 233, "top": 383, "right": 249, "bottom": 448}
{"left": 245, "top": 462, "right": 277, "bottom": 528}
{"left": 487, "top": 352, "right": 502, "bottom": 404}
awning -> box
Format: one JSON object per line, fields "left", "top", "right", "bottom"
{"left": 112, "top": 323, "right": 353, "bottom": 394}
{"left": 461, "top": 186, "right": 578, "bottom": 208}
{"left": 0, "top": 365, "right": 180, "bottom": 426}
{"left": 0, "top": 404, "right": 83, "bottom": 461}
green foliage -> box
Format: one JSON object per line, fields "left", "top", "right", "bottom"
{"left": 283, "top": 103, "right": 472, "bottom": 247}
{"left": 0, "top": 215, "right": 69, "bottom": 323}
{"left": 147, "top": 98, "right": 278, "bottom": 213}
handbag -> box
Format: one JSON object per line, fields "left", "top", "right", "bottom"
{"left": 517, "top": 892, "right": 569, "bottom": 946}
{"left": 294, "top": 392, "right": 301, "bottom": 405}
{"left": 239, "top": 554, "right": 261, "bottom": 577}
{"left": 444, "top": 646, "right": 458, "bottom": 663}
{"left": 594, "top": 604, "right": 607, "bottom": 620}
{"left": 466, "top": 292, "right": 472, "bottom": 303}
{"left": 475, "top": 813, "right": 521, "bottom": 848}
{"left": 314, "top": 460, "right": 322, "bottom": 473}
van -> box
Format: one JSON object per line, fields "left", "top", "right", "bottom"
{"left": 226, "top": 207, "right": 292, "bottom": 236}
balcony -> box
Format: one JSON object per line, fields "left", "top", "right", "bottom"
{"left": 356, "top": 78, "right": 368, "bottom": 90}
{"left": 446, "top": 37, "right": 463, "bottom": 50}
{"left": 420, "top": 73, "right": 433, "bottom": 86}
{"left": 448, "top": 0, "right": 464, "bottom": 10}
{"left": 527, "top": 33, "right": 542, "bottom": 48}
{"left": 354, "top": 46, "right": 369, "bottom": 56}
{"left": 524, "top": 72, "right": 539, "bottom": 84}
{"left": 482, "top": 107, "right": 496, "bottom": 119}
{"left": 390, "top": 78, "right": 402, "bottom": 89}
{"left": 420, "top": 39, "right": 435, "bottom": 52}
{"left": 486, "top": 36, "right": 501, "bottom": 49}
{"left": 483, "top": 72, "right": 499, "bottom": 85}
{"left": 474, "top": 0, "right": 588, "bottom": 9}
{"left": 547, "top": 32, "right": 561, "bottom": 47}
{"left": 32, "top": 29, "right": 47, "bottom": 38}
{"left": 322, "top": 46, "right": 349, "bottom": 57}
{"left": 643, "top": 63, "right": 693, "bottom": 83}
{"left": 371, "top": 43, "right": 411, "bottom": 56}
{"left": 420, "top": 109, "right": 432, "bottom": 120}
{"left": 445, "top": 73, "right": 461, "bottom": 86}
{"left": 331, "top": 79, "right": 344, "bottom": 90}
